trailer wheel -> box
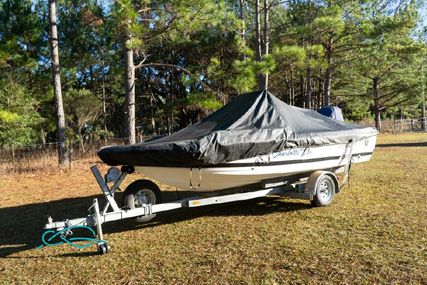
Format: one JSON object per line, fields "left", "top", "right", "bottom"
{"left": 97, "top": 242, "right": 110, "bottom": 255}
{"left": 123, "top": 180, "right": 162, "bottom": 223}
{"left": 311, "top": 175, "right": 335, "bottom": 207}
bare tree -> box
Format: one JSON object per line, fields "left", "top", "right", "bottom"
{"left": 48, "top": 0, "right": 68, "bottom": 166}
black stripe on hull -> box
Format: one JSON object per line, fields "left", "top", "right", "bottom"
{"left": 132, "top": 152, "right": 374, "bottom": 169}
{"left": 202, "top": 152, "right": 373, "bottom": 168}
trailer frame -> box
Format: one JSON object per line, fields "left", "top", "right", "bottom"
{"left": 43, "top": 165, "right": 340, "bottom": 254}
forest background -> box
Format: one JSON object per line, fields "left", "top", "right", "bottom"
{"left": 1, "top": 0, "right": 426, "bottom": 165}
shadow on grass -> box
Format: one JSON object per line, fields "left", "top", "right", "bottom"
{"left": 0, "top": 191, "right": 311, "bottom": 258}
{"left": 377, "top": 141, "right": 427, "bottom": 148}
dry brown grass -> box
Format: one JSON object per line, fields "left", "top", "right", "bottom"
{"left": 0, "top": 133, "right": 426, "bottom": 284}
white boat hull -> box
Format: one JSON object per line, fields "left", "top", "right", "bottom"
{"left": 135, "top": 135, "right": 377, "bottom": 191}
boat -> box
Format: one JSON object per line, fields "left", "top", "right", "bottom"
{"left": 98, "top": 90, "right": 377, "bottom": 192}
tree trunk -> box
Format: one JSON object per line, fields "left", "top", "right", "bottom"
{"left": 48, "top": 0, "right": 68, "bottom": 166}
{"left": 373, "top": 77, "right": 381, "bottom": 131}
{"left": 68, "top": 138, "right": 73, "bottom": 168}
{"left": 41, "top": 128, "right": 46, "bottom": 145}
{"left": 317, "top": 76, "right": 322, "bottom": 109}
{"left": 170, "top": 93, "right": 174, "bottom": 134}
{"left": 238, "top": 0, "right": 245, "bottom": 42}
{"left": 255, "top": 0, "right": 261, "bottom": 62}
{"left": 238, "top": 0, "right": 247, "bottom": 64}
{"left": 78, "top": 133, "right": 85, "bottom": 154}
{"left": 422, "top": 65, "right": 426, "bottom": 131}
{"left": 306, "top": 67, "right": 312, "bottom": 109}
{"left": 102, "top": 61, "right": 108, "bottom": 134}
{"left": 10, "top": 146, "right": 15, "bottom": 164}
{"left": 421, "top": 101, "right": 426, "bottom": 131}
{"left": 290, "top": 69, "right": 294, "bottom": 105}
{"left": 300, "top": 75, "right": 305, "bottom": 108}
{"left": 323, "top": 43, "right": 332, "bottom": 106}
{"left": 150, "top": 95, "right": 156, "bottom": 134}
{"left": 254, "top": 0, "right": 263, "bottom": 89}
{"left": 374, "top": 108, "right": 381, "bottom": 131}
{"left": 124, "top": 32, "right": 136, "bottom": 144}
{"left": 263, "top": 0, "right": 269, "bottom": 90}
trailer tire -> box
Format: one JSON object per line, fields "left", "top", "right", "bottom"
{"left": 123, "top": 180, "right": 162, "bottom": 223}
{"left": 311, "top": 174, "right": 335, "bottom": 207}
{"left": 97, "top": 242, "right": 110, "bottom": 255}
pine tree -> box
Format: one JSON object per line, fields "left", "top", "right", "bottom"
{"left": 48, "top": 0, "right": 68, "bottom": 165}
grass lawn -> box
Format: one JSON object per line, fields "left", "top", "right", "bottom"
{"left": 0, "top": 133, "right": 426, "bottom": 284}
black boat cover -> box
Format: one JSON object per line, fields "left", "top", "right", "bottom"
{"left": 98, "top": 90, "right": 377, "bottom": 167}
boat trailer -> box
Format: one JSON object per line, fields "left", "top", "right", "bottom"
{"left": 43, "top": 165, "right": 344, "bottom": 254}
